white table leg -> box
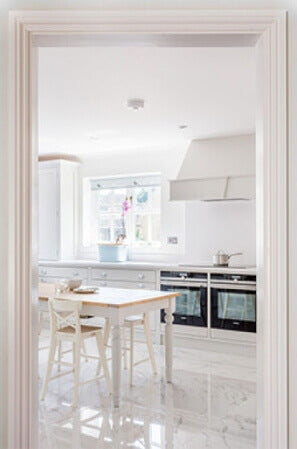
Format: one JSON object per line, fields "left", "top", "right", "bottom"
{"left": 112, "top": 324, "right": 122, "bottom": 407}
{"left": 164, "top": 299, "right": 174, "bottom": 383}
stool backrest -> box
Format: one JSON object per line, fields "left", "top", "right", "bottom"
{"left": 48, "top": 298, "right": 82, "bottom": 335}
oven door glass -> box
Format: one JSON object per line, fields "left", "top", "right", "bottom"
{"left": 161, "top": 285, "right": 207, "bottom": 327}
{"left": 211, "top": 287, "right": 256, "bottom": 332}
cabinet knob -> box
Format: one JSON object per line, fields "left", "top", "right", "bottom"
{"left": 138, "top": 273, "right": 144, "bottom": 279}
{"left": 101, "top": 272, "right": 107, "bottom": 278}
{"left": 41, "top": 269, "right": 47, "bottom": 275}
{"left": 100, "top": 281, "right": 107, "bottom": 287}
{"left": 138, "top": 283, "right": 144, "bottom": 289}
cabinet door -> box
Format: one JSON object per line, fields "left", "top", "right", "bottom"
{"left": 39, "top": 167, "right": 59, "bottom": 260}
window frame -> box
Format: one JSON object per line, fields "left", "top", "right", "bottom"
{"left": 82, "top": 176, "right": 162, "bottom": 253}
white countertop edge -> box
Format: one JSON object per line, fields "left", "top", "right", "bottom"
{"left": 39, "top": 259, "right": 257, "bottom": 275}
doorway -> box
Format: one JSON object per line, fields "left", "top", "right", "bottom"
{"left": 7, "top": 10, "right": 287, "bottom": 449}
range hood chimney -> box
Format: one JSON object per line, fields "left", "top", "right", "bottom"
{"left": 169, "top": 134, "right": 255, "bottom": 201}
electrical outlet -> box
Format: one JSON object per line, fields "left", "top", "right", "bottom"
{"left": 167, "top": 236, "right": 178, "bottom": 244}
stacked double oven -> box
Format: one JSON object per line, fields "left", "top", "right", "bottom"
{"left": 160, "top": 270, "right": 256, "bottom": 337}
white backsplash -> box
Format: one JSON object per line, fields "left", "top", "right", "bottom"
{"left": 184, "top": 200, "right": 256, "bottom": 266}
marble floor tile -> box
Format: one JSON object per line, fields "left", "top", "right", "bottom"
{"left": 38, "top": 332, "right": 256, "bottom": 449}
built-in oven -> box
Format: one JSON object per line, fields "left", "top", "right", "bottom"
{"left": 160, "top": 271, "right": 208, "bottom": 327}
{"left": 210, "top": 273, "right": 256, "bottom": 333}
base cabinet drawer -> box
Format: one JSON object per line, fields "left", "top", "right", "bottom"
{"left": 91, "top": 279, "right": 156, "bottom": 290}
{"left": 91, "top": 268, "right": 156, "bottom": 283}
{"left": 39, "top": 276, "right": 60, "bottom": 284}
{"left": 39, "top": 266, "right": 88, "bottom": 279}
{"left": 39, "top": 276, "right": 88, "bottom": 285}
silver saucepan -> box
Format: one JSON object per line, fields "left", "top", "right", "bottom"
{"left": 212, "top": 250, "right": 243, "bottom": 267}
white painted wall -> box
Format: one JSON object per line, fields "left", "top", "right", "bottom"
{"left": 81, "top": 149, "right": 256, "bottom": 265}
{"left": 184, "top": 200, "right": 256, "bottom": 265}
{"left": 1, "top": 2, "right": 297, "bottom": 448}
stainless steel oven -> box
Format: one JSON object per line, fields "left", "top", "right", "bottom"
{"left": 160, "top": 271, "right": 208, "bottom": 327}
{"left": 210, "top": 273, "right": 256, "bottom": 333}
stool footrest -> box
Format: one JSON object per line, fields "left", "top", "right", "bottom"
{"left": 80, "top": 374, "right": 108, "bottom": 386}
{"left": 133, "top": 357, "right": 150, "bottom": 367}
{"left": 49, "top": 369, "right": 74, "bottom": 381}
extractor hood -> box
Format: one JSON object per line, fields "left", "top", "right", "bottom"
{"left": 169, "top": 134, "right": 255, "bottom": 201}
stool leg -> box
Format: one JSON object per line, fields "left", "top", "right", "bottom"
{"left": 97, "top": 318, "right": 111, "bottom": 376}
{"left": 104, "top": 318, "right": 111, "bottom": 345}
{"left": 82, "top": 340, "right": 88, "bottom": 362}
{"left": 39, "top": 312, "right": 44, "bottom": 336}
{"left": 58, "top": 341, "right": 62, "bottom": 372}
{"left": 144, "top": 314, "right": 157, "bottom": 375}
{"left": 73, "top": 339, "right": 81, "bottom": 408}
{"left": 130, "top": 325, "right": 134, "bottom": 387}
{"left": 96, "top": 332, "right": 112, "bottom": 394}
{"left": 41, "top": 335, "right": 57, "bottom": 400}
{"left": 122, "top": 327, "right": 128, "bottom": 370}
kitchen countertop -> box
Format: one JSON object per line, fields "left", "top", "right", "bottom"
{"left": 39, "top": 259, "right": 257, "bottom": 275}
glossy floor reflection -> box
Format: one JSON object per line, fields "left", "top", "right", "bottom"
{"left": 39, "top": 332, "right": 256, "bottom": 448}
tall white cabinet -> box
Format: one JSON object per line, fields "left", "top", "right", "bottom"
{"left": 39, "top": 160, "right": 79, "bottom": 260}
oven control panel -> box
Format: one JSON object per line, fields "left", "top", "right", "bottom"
{"left": 210, "top": 273, "right": 256, "bottom": 284}
{"left": 160, "top": 271, "right": 207, "bottom": 281}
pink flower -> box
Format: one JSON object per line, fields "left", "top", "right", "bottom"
{"left": 121, "top": 199, "right": 131, "bottom": 217}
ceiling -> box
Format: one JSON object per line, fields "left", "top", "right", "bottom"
{"left": 38, "top": 46, "right": 256, "bottom": 155}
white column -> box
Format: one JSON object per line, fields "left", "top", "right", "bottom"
{"left": 112, "top": 324, "right": 122, "bottom": 407}
{"left": 164, "top": 299, "right": 174, "bottom": 383}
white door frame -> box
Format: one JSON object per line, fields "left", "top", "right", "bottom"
{"left": 7, "top": 9, "right": 287, "bottom": 449}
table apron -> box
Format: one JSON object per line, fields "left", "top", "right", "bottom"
{"left": 39, "top": 297, "right": 176, "bottom": 325}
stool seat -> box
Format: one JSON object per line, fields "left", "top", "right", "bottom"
{"left": 124, "top": 315, "right": 143, "bottom": 325}
{"left": 58, "top": 325, "right": 102, "bottom": 335}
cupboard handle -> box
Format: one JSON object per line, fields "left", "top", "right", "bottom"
{"left": 101, "top": 272, "right": 107, "bottom": 278}
{"left": 138, "top": 273, "right": 144, "bottom": 279}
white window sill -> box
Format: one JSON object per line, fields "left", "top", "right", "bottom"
{"left": 78, "top": 243, "right": 184, "bottom": 261}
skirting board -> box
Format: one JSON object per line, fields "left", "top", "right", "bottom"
{"left": 159, "top": 333, "right": 255, "bottom": 357}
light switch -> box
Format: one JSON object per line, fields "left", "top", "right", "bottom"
{"left": 167, "top": 236, "right": 178, "bottom": 244}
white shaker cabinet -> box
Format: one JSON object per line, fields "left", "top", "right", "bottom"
{"left": 39, "top": 160, "right": 79, "bottom": 260}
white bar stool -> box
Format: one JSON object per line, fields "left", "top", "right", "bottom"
{"left": 103, "top": 313, "right": 157, "bottom": 386}
{"left": 41, "top": 298, "right": 112, "bottom": 407}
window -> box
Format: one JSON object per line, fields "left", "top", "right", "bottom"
{"left": 97, "top": 188, "right": 127, "bottom": 243}
{"left": 84, "top": 175, "right": 161, "bottom": 250}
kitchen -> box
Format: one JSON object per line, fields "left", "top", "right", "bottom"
{"left": 38, "top": 43, "right": 256, "bottom": 448}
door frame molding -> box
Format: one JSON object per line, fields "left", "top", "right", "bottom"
{"left": 7, "top": 9, "right": 287, "bottom": 449}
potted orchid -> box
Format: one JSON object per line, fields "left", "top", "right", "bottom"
{"left": 97, "top": 196, "right": 132, "bottom": 262}
{"left": 116, "top": 197, "right": 132, "bottom": 244}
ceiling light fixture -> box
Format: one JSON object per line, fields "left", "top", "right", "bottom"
{"left": 87, "top": 133, "right": 100, "bottom": 141}
{"left": 127, "top": 98, "right": 144, "bottom": 111}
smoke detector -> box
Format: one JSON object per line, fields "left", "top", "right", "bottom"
{"left": 127, "top": 98, "right": 144, "bottom": 110}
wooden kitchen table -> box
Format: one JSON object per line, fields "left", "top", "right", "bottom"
{"left": 39, "top": 283, "right": 179, "bottom": 407}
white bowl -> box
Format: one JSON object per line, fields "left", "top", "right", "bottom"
{"left": 68, "top": 279, "right": 82, "bottom": 290}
